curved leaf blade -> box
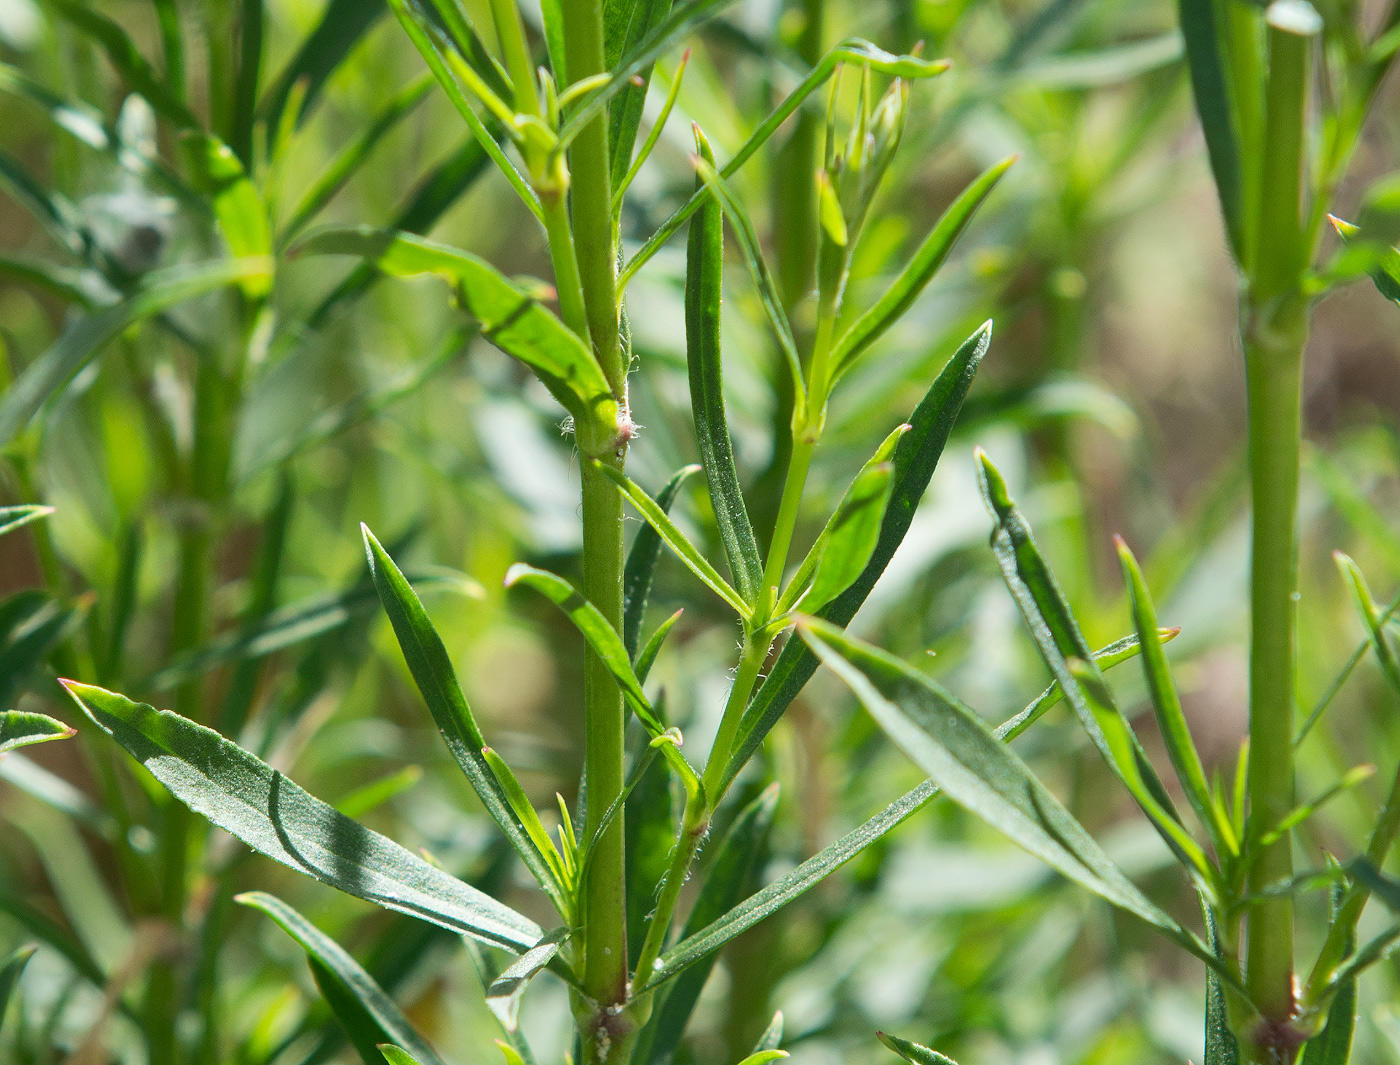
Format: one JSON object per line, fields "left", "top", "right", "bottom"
{"left": 362, "top": 526, "right": 568, "bottom": 911}
{"left": 237, "top": 891, "right": 447, "bottom": 1065}
{"left": 0, "top": 712, "right": 75, "bottom": 755}
{"left": 295, "top": 228, "right": 616, "bottom": 437}
{"left": 67, "top": 681, "right": 542, "bottom": 952}
{"left": 830, "top": 158, "right": 1013, "bottom": 382}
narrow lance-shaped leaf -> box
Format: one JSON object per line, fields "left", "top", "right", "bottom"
{"left": 719, "top": 322, "right": 991, "bottom": 795}
{"left": 0, "top": 712, "right": 75, "bottom": 755}
{"left": 380, "top": 1047, "right": 428, "bottom": 1065}
{"left": 605, "top": 0, "right": 674, "bottom": 188}
{"left": 829, "top": 157, "right": 1013, "bottom": 383}
{"left": 997, "top": 629, "right": 1178, "bottom": 740}
{"left": 596, "top": 462, "right": 751, "bottom": 620}
{"left": 1202, "top": 901, "right": 1240, "bottom": 1065}
{"left": 485, "top": 926, "right": 569, "bottom": 1032}
{"left": 504, "top": 565, "right": 702, "bottom": 795}
{"left": 1336, "top": 552, "right": 1400, "bottom": 694}
{"left": 652, "top": 621, "right": 1156, "bottom": 991}
{"left": 686, "top": 128, "right": 764, "bottom": 606}
{"left": 384, "top": 0, "right": 541, "bottom": 220}
{"left": 799, "top": 618, "right": 1203, "bottom": 942}
{"left": 1118, "top": 537, "right": 1234, "bottom": 853}
{"left": 636, "top": 609, "right": 683, "bottom": 685}
{"left": 977, "top": 450, "right": 1214, "bottom": 888}
{"left": 623, "top": 466, "right": 699, "bottom": 660}
{"left": 238, "top": 892, "right": 448, "bottom": 1065}
{"left": 1178, "top": 0, "right": 1244, "bottom": 258}
{"left": 0, "top": 257, "right": 273, "bottom": 448}
{"left": 878, "top": 1032, "right": 958, "bottom": 1065}
{"left": 68, "top": 681, "right": 543, "bottom": 953}
{"left": 782, "top": 427, "right": 906, "bottom": 615}
{"left": 295, "top": 228, "right": 618, "bottom": 443}
{"left": 692, "top": 150, "right": 804, "bottom": 395}
{"left": 362, "top": 526, "right": 569, "bottom": 913}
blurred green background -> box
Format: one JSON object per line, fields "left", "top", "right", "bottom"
{"left": 2, "top": 0, "right": 1400, "bottom": 1062}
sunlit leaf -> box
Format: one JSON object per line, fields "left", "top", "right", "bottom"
{"left": 68, "top": 681, "right": 543, "bottom": 953}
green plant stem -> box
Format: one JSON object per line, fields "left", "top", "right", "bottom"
{"left": 542, "top": 193, "right": 592, "bottom": 345}
{"left": 703, "top": 634, "right": 771, "bottom": 801}
{"left": 1242, "top": 15, "right": 1312, "bottom": 1045}
{"left": 562, "top": 0, "right": 629, "bottom": 1052}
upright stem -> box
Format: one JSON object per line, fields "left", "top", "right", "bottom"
{"left": 1243, "top": 14, "right": 1311, "bottom": 1051}
{"left": 562, "top": 0, "right": 630, "bottom": 1056}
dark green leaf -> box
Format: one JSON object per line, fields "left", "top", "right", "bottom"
{"left": 623, "top": 465, "right": 698, "bottom": 660}
{"left": 68, "top": 681, "right": 543, "bottom": 952}
{"left": 237, "top": 892, "right": 446, "bottom": 1065}
{"left": 1300, "top": 976, "right": 1355, "bottom": 1064}
{"left": 692, "top": 150, "right": 803, "bottom": 393}
{"left": 830, "top": 158, "right": 1013, "bottom": 383}
{"left": 294, "top": 228, "right": 617, "bottom": 439}
{"left": 0, "top": 712, "right": 75, "bottom": 755}
{"left": 0, "top": 257, "right": 273, "bottom": 448}
{"left": 1203, "top": 902, "right": 1239, "bottom": 1065}
{"left": 686, "top": 132, "right": 764, "bottom": 606}
{"left": 362, "top": 526, "right": 569, "bottom": 912}
{"left": 1178, "top": 0, "right": 1243, "bottom": 256}
{"left": 605, "top": 0, "right": 674, "bottom": 189}
{"left": 719, "top": 322, "right": 990, "bottom": 795}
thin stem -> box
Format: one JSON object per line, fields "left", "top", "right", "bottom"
{"left": 1243, "top": 13, "right": 1313, "bottom": 1037}
{"left": 562, "top": 0, "right": 630, "bottom": 1053}
{"left": 487, "top": 0, "right": 539, "bottom": 119}
{"left": 630, "top": 790, "right": 706, "bottom": 987}
{"left": 702, "top": 635, "right": 771, "bottom": 802}
{"left": 542, "top": 192, "right": 592, "bottom": 345}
